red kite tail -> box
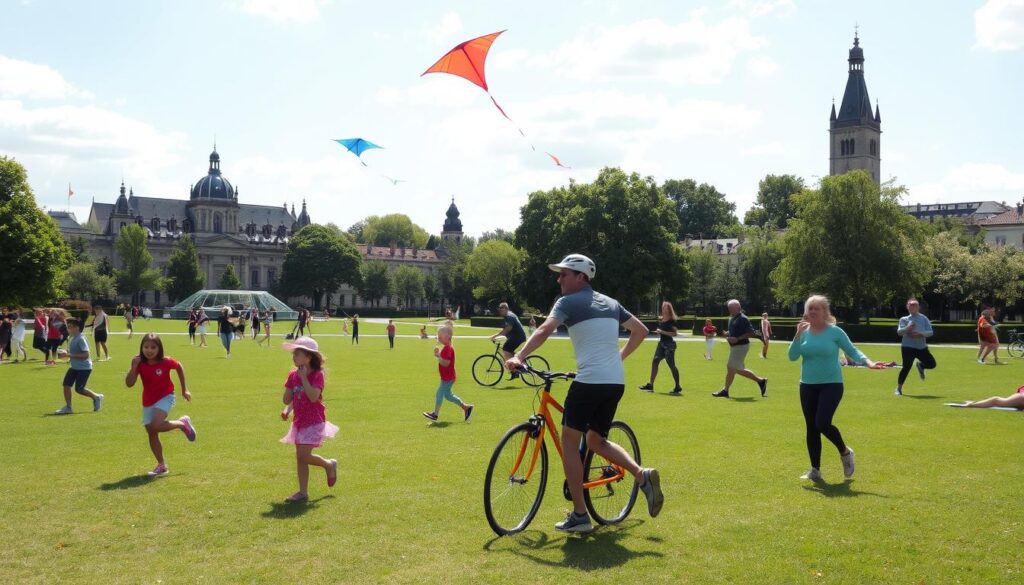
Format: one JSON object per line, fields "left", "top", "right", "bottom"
{"left": 489, "top": 94, "right": 527, "bottom": 138}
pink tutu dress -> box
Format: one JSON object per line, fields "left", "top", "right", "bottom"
{"left": 280, "top": 368, "right": 339, "bottom": 447}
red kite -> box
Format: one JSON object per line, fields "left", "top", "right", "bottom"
{"left": 546, "top": 153, "right": 571, "bottom": 169}
{"left": 422, "top": 30, "right": 526, "bottom": 137}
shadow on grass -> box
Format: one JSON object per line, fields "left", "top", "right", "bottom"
{"left": 99, "top": 475, "right": 159, "bottom": 490}
{"left": 901, "top": 394, "right": 943, "bottom": 400}
{"left": 426, "top": 421, "right": 454, "bottom": 429}
{"left": 261, "top": 495, "right": 335, "bottom": 519}
{"left": 483, "top": 519, "right": 661, "bottom": 570}
{"left": 731, "top": 396, "right": 757, "bottom": 403}
{"left": 802, "top": 480, "right": 887, "bottom": 498}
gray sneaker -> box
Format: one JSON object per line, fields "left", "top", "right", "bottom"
{"left": 54, "top": 405, "right": 73, "bottom": 415}
{"left": 639, "top": 468, "right": 664, "bottom": 517}
{"left": 841, "top": 448, "right": 855, "bottom": 478}
{"left": 800, "top": 468, "right": 822, "bottom": 481}
{"left": 554, "top": 511, "right": 593, "bottom": 533}
{"left": 93, "top": 394, "right": 104, "bottom": 412}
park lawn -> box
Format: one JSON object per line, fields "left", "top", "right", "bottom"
{"left": 0, "top": 321, "right": 1021, "bottom": 584}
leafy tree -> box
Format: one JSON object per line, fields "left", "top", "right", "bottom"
{"left": 423, "top": 271, "right": 442, "bottom": 308}
{"left": 663, "top": 178, "right": 739, "bottom": 239}
{"left": 280, "top": 224, "right": 362, "bottom": 310}
{"left": 743, "top": 174, "right": 805, "bottom": 229}
{"left": 114, "top": 224, "right": 162, "bottom": 305}
{"left": 772, "top": 171, "right": 934, "bottom": 323}
{"left": 68, "top": 236, "right": 91, "bottom": 263}
{"left": 479, "top": 228, "right": 515, "bottom": 244}
{"left": 61, "top": 262, "right": 117, "bottom": 300}
{"left": 363, "top": 214, "right": 430, "bottom": 248}
{"left": 392, "top": 265, "right": 425, "bottom": 308}
{"left": 425, "top": 235, "right": 439, "bottom": 250}
{"left": 346, "top": 219, "right": 368, "bottom": 243}
{"left": 967, "top": 245, "right": 1024, "bottom": 308}
{"left": 218, "top": 264, "right": 242, "bottom": 290}
{"left": 356, "top": 260, "right": 392, "bottom": 307}
{"left": 712, "top": 259, "right": 745, "bottom": 306}
{"left": 516, "top": 168, "right": 685, "bottom": 311}
{"left": 465, "top": 239, "right": 525, "bottom": 305}
{"left": 164, "top": 235, "right": 205, "bottom": 302}
{"left": 0, "top": 157, "right": 72, "bottom": 306}
{"left": 96, "top": 256, "right": 113, "bottom": 276}
{"left": 926, "top": 231, "right": 974, "bottom": 319}
{"left": 739, "top": 227, "right": 783, "bottom": 310}
{"left": 684, "top": 247, "right": 719, "bottom": 315}
{"left": 438, "top": 239, "right": 477, "bottom": 313}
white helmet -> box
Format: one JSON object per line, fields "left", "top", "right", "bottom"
{"left": 548, "top": 253, "right": 596, "bottom": 279}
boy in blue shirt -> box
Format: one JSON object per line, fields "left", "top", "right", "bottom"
{"left": 55, "top": 318, "right": 104, "bottom": 415}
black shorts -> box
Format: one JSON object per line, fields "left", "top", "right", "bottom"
{"left": 562, "top": 381, "right": 624, "bottom": 437}
{"left": 654, "top": 341, "right": 676, "bottom": 360}
{"left": 94, "top": 329, "right": 108, "bottom": 343}
{"left": 46, "top": 338, "right": 61, "bottom": 352}
{"left": 502, "top": 337, "right": 525, "bottom": 354}
{"left": 62, "top": 368, "right": 92, "bottom": 392}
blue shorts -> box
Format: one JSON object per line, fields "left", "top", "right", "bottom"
{"left": 142, "top": 394, "right": 175, "bottom": 426}
{"left": 62, "top": 368, "right": 92, "bottom": 393}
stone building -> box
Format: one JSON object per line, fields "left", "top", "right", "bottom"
{"left": 829, "top": 32, "right": 882, "bottom": 183}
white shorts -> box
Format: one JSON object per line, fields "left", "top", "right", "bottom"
{"left": 198, "top": 324, "right": 207, "bottom": 334}
{"left": 142, "top": 394, "right": 175, "bottom": 425}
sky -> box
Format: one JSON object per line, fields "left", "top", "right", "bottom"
{"left": 2, "top": 0, "right": 1023, "bottom": 238}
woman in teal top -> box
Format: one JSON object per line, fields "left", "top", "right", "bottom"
{"left": 788, "top": 295, "right": 876, "bottom": 482}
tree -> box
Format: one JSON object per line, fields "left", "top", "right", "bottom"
{"left": 438, "top": 239, "right": 477, "bottom": 313}
{"left": 61, "top": 262, "right": 117, "bottom": 300}
{"left": 114, "top": 224, "right": 162, "bottom": 305}
{"left": 356, "top": 260, "right": 392, "bottom": 307}
{"left": 218, "top": 264, "right": 242, "bottom": 290}
{"left": 515, "top": 168, "right": 685, "bottom": 311}
{"left": 739, "top": 227, "right": 783, "bottom": 311}
{"left": 346, "top": 219, "right": 368, "bottom": 243}
{"left": 926, "top": 231, "right": 974, "bottom": 319}
{"left": 392, "top": 265, "right": 425, "bottom": 308}
{"left": 684, "top": 247, "right": 719, "bottom": 315}
{"left": 164, "top": 235, "right": 205, "bottom": 302}
{"left": 96, "top": 256, "right": 113, "bottom": 276}
{"left": 425, "top": 235, "right": 439, "bottom": 250}
{"left": 363, "top": 214, "right": 430, "bottom": 248}
{"left": 479, "top": 228, "right": 515, "bottom": 244}
{"left": 280, "top": 224, "right": 362, "bottom": 310}
{"left": 772, "top": 171, "right": 934, "bottom": 322}
{"left": 663, "top": 178, "right": 739, "bottom": 239}
{"left": 465, "top": 239, "right": 525, "bottom": 305}
{"left": 68, "top": 235, "right": 91, "bottom": 263}
{"left": 967, "top": 245, "right": 1024, "bottom": 308}
{"left": 743, "top": 174, "right": 805, "bottom": 229}
{"left": 0, "top": 157, "right": 72, "bottom": 306}
{"left": 423, "top": 271, "right": 442, "bottom": 309}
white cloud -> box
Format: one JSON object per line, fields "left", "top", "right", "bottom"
{"left": 229, "top": 0, "right": 326, "bottom": 23}
{"left": 746, "top": 55, "right": 779, "bottom": 78}
{"left": 425, "top": 12, "right": 463, "bottom": 44}
{"left": 975, "top": 0, "right": 1024, "bottom": 51}
{"left": 728, "top": 0, "right": 796, "bottom": 18}
{"left": 908, "top": 162, "right": 1024, "bottom": 203}
{"left": 540, "top": 12, "right": 767, "bottom": 84}
{"left": 741, "top": 141, "right": 784, "bottom": 156}
{"left": 0, "top": 56, "right": 92, "bottom": 100}
{"left": 375, "top": 79, "right": 477, "bottom": 108}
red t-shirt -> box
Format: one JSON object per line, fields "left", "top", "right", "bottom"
{"left": 438, "top": 344, "right": 456, "bottom": 381}
{"left": 137, "top": 357, "right": 181, "bottom": 407}
{"left": 977, "top": 316, "right": 996, "bottom": 343}
{"left": 387, "top": 323, "right": 396, "bottom": 335}
{"left": 703, "top": 325, "right": 717, "bottom": 336}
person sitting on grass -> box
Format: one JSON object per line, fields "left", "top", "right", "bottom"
{"left": 959, "top": 386, "right": 1024, "bottom": 410}
{"left": 419, "top": 325, "right": 429, "bottom": 339}
{"left": 54, "top": 318, "right": 104, "bottom": 415}
{"left": 422, "top": 325, "right": 473, "bottom": 423}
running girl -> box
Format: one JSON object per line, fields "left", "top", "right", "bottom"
{"left": 702, "top": 319, "right": 717, "bottom": 360}
{"left": 638, "top": 301, "right": 682, "bottom": 395}
{"left": 197, "top": 308, "right": 209, "bottom": 347}
{"left": 279, "top": 337, "right": 338, "bottom": 502}
{"left": 124, "top": 304, "right": 134, "bottom": 340}
{"left": 11, "top": 310, "right": 27, "bottom": 362}
{"left": 760, "top": 313, "right": 772, "bottom": 358}
{"left": 217, "top": 306, "right": 236, "bottom": 358}
{"left": 87, "top": 305, "right": 111, "bottom": 361}
{"left": 125, "top": 333, "right": 196, "bottom": 476}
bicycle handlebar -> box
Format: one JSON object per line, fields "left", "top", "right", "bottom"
{"left": 515, "top": 362, "right": 576, "bottom": 382}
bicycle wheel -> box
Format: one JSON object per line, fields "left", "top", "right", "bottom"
{"left": 484, "top": 422, "right": 548, "bottom": 536}
{"left": 519, "top": 355, "right": 551, "bottom": 387}
{"left": 1008, "top": 341, "right": 1024, "bottom": 359}
{"left": 583, "top": 421, "right": 640, "bottom": 525}
{"left": 472, "top": 354, "right": 504, "bottom": 387}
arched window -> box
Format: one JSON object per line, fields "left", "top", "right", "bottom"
{"left": 213, "top": 213, "right": 223, "bottom": 234}
{"left": 849, "top": 139, "right": 855, "bottom": 155}
{"left": 182, "top": 218, "right": 192, "bottom": 233}
{"left": 151, "top": 217, "right": 160, "bottom": 232}
{"left": 870, "top": 139, "right": 877, "bottom": 156}
{"left": 840, "top": 140, "right": 846, "bottom": 156}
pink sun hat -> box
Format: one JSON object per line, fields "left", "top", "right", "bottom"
{"left": 282, "top": 336, "right": 322, "bottom": 357}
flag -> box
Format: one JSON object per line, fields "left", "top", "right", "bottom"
{"left": 68, "top": 183, "right": 74, "bottom": 198}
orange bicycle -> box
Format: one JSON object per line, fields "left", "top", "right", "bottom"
{"left": 483, "top": 365, "right": 641, "bottom": 536}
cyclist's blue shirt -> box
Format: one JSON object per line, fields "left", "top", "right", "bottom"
{"left": 548, "top": 286, "right": 632, "bottom": 384}
{"left": 504, "top": 311, "right": 526, "bottom": 342}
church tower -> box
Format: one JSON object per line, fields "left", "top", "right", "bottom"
{"left": 829, "top": 31, "right": 881, "bottom": 183}
{"left": 441, "top": 197, "right": 464, "bottom": 244}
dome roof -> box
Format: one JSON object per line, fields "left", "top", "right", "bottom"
{"left": 190, "top": 149, "right": 236, "bottom": 200}
{"left": 443, "top": 197, "right": 462, "bottom": 231}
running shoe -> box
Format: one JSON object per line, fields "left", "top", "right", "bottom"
{"left": 669, "top": 387, "right": 682, "bottom": 396}
{"left": 54, "top": 405, "right": 73, "bottom": 415}
{"left": 800, "top": 468, "right": 822, "bottom": 481}
{"left": 841, "top": 448, "right": 855, "bottom": 478}
{"left": 638, "top": 383, "right": 654, "bottom": 392}
{"left": 916, "top": 362, "right": 926, "bottom": 380}
{"left": 554, "top": 511, "right": 593, "bottom": 533}
{"left": 180, "top": 416, "right": 197, "bottom": 442}
{"left": 463, "top": 404, "right": 474, "bottom": 422}
{"left": 327, "top": 459, "right": 338, "bottom": 488}
{"left": 147, "top": 463, "right": 168, "bottom": 477}
{"left": 711, "top": 389, "right": 729, "bottom": 398}
{"left": 639, "top": 468, "right": 664, "bottom": 517}
{"left": 422, "top": 411, "right": 438, "bottom": 421}
{"left": 758, "top": 378, "right": 768, "bottom": 397}
{"left": 284, "top": 491, "right": 308, "bottom": 503}
{"left": 93, "top": 394, "right": 104, "bottom": 412}
{"left": 894, "top": 388, "right": 902, "bottom": 396}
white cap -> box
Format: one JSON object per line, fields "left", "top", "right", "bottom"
{"left": 548, "top": 253, "right": 596, "bottom": 279}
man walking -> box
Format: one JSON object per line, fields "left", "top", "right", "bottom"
{"left": 894, "top": 298, "right": 936, "bottom": 396}
{"left": 712, "top": 299, "right": 768, "bottom": 398}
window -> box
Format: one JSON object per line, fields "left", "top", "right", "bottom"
{"left": 182, "top": 218, "right": 192, "bottom": 233}
{"left": 995, "top": 236, "right": 1006, "bottom": 246}
{"left": 154, "top": 291, "right": 161, "bottom": 304}
{"left": 869, "top": 139, "right": 876, "bottom": 156}
{"left": 151, "top": 218, "right": 160, "bottom": 231}
{"left": 168, "top": 218, "right": 177, "bottom": 231}
{"left": 263, "top": 224, "right": 272, "bottom": 238}
{"left": 251, "top": 269, "right": 260, "bottom": 288}
{"left": 268, "top": 269, "right": 276, "bottom": 285}
{"left": 849, "top": 139, "right": 855, "bottom": 155}
{"left": 213, "top": 213, "right": 223, "bottom": 234}
{"left": 276, "top": 225, "right": 287, "bottom": 238}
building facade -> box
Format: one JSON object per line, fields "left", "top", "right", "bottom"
{"left": 977, "top": 202, "right": 1024, "bottom": 250}
{"left": 829, "top": 33, "right": 881, "bottom": 183}
{"left": 902, "top": 200, "right": 1011, "bottom": 223}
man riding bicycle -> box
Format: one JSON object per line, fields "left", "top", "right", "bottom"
{"left": 505, "top": 253, "right": 664, "bottom": 533}
{"left": 489, "top": 302, "right": 527, "bottom": 380}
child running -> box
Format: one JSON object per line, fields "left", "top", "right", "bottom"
{"left": 422, "top": 325, "right": 473, "bottom": 422}
{"left": 703, "top": 319, "right": 717, "bottom": 360}
{"left": 279, "top": 337, "right": 338, "bottom": 502}
{"left": 54, "top": 318, "right": 104, "bottom": 415}
{"left": 125, "top": 333, "right": 195, "bottom": 476}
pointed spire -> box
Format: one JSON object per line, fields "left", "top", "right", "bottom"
{"left": 120, "top": 180, "right": 126, "bottom": 197}
{"left": 874, "top": 100, "right": 881, "bottom": 122}
{"left": 830, "top": 98, "right": 837, "bottom": 122}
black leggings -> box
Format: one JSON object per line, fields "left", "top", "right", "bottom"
{"left": 651, "top": 343, "right": 680, "bottom": 386}
{"left": 799, "top": 383, "right": 847, "bottom": 469}
{"left": 351, "top": 326, "right": 359, "bottom": 344}
{"left": 897, "top": 346, "right": 936, "bottom": 385}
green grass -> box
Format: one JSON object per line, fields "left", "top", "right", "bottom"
{"left": 1, "top": 319, "right": 1022, "bottom": 584}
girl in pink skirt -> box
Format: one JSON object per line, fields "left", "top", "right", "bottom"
{"left": 280, "top": 337, "right": 338, "bottom": 502}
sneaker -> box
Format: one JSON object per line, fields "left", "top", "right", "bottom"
{"left": 180, "top": 415, "right": 197, "bottom": 442}
{"left": 422, "top": 411, "right": 438, "bottom": 421}
{"left": 841, "top": 448, "right": 855, "bottom": 478}
{"left": 327, "top": 459, "right": 338, "bottom": 488}
{"left": 554, "top": 511, "right": 593, "bottom": 533}
{"left": 639, "top": 468, "right": 664, "bottom": 517}
{"left": 147, "top": 463, "right": 168, "bottom": 477}
{"left": 894, "top": 387, "right": 902, "bottom": 396}
{"left": 758, "top": 378, "right": 768, "bottom": 397}
{"left": 638, "top": 383, "right": 654, "bottom": 392}
{"left": 284, "top": 491, "right": 308, "bottom": 503}
{"left": 463, "top": 404, "right": 474, "bottom": 422}
{"left": 977, "top": 359, "right": 985, "bottom": 365}
{"left": 669, "top": 387, "right": 682, "bottom": 395}
{"left": 916, "top": 362, "right": 926, "bottom": 380}
{"left": 711, "top": 389, "right": 729, "bottom": 398}
{"left": 93, "top": 394, "right": 104, "bottom": 412}
{"left": 54, "top": 405, "right": 73, "bottom": 415}
{"left": 800, "top": 468, "right": 822, "bottom": 481}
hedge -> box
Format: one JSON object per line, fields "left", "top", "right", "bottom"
{"left": 690, "top": 321, "right": 1020, "bottom": 344}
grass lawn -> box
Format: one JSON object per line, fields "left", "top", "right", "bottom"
{"left": 1, "top": 319, "right": 1021, "bottom": 584}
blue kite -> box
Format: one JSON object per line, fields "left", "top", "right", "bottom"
{"left": 333, "top": 138, "right": 382, "bottom": 166}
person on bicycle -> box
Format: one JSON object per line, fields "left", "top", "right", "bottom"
{"left": 489, "top": 302, "right": 527, "bottom": 380}
{"left": 505, "top": 253, "right": 664, "bottom": 533}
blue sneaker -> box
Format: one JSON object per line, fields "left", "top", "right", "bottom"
{"left": 92, "top": 394, "right": 104, "bottom": 412}
{"left": 555, "top": 511, "right": 593, "bottom": 533}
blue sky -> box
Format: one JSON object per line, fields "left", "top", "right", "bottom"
{"left": 2, "top": 0, "right": 1022, "bottom": 237}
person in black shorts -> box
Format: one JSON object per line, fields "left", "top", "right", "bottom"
{"left": 506, "top": 253, "right": 664, "bottom": 533}
{"left": 639, "top": 301, "right": 682, "bottom": 395}
{"left": 489, "top": 302, "right": 527, "bottom": 380}
{"left": 86, "top": 305, "right": 111, "bottom": 361}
